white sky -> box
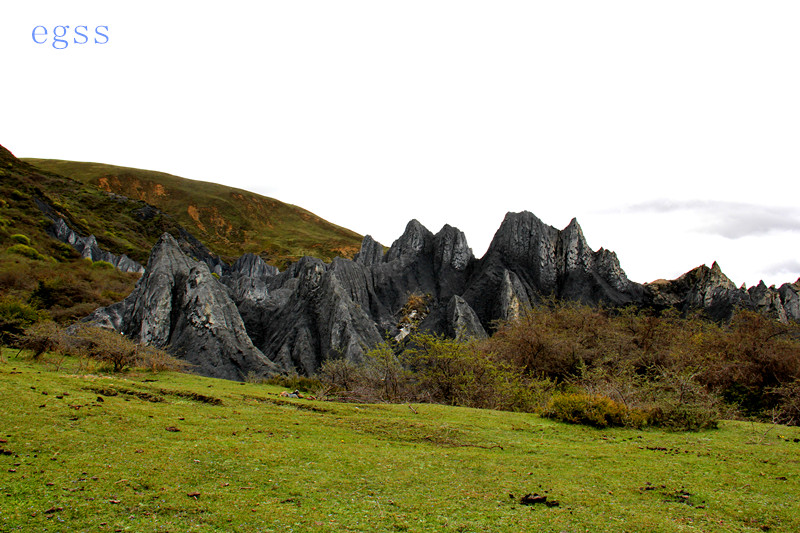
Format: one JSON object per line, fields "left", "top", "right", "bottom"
{"left": 2, "top": 1, "right": 799, "bottom": 287}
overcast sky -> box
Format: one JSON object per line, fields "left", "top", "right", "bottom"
{"left": 2, "top": 1, "right": 799, "bottom": 287}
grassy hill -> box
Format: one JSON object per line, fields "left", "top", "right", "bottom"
{"left": 0, "top": 144, "right": 364, "bottom": 324}
{"left": 0, "top": 145, "right": 190, "bottom": 323}
{"left": 23, "top": 158, "right": 364, "bottom": 267}
{"left": 1, "top": 350, "right": 799, "bottom": 532}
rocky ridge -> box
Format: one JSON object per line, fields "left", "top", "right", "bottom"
{"left": 87, "top": 211, "right": 800, "bottom": 380}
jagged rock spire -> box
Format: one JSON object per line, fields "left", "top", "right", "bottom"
{"left": 86, "top": 233, "right": 278, "bottom": 380}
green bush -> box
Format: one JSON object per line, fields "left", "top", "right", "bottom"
{"left": 52, "top": 241, "right": 78, "bottom": 261}
{"left": 543, "top": 392, "right": 647, "bottom": 428}
{"left": 647, "top": 404, "right": 718, "bottom": 431}
{"left": 91, "top": 260, "right": 116, "bottom": 270}
{"left": 264, "top": 373, "right": 323, "bottom": 392}
{"left": 772, "top": 380, "right": 800, "bottom": 426}
{"left": 644, "top": 368, "right": 720, "bottom": 431}
{"left": 9, "top": 234, "right": 31, "bottom": 245}
{"left": 9, "top": 189, "right": 30, "bottom": 201}
{"left": 0, "top": 296, "right": 47, "bottom": 345}
{"left": 7, "top": 243, "right": 45, "bottom": 260}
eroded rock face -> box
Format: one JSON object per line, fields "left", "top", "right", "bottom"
{"left": 354, "top": 235, "right": 384, "bottom": 266}
{"left": 232, "top": 253, "right": 279, "bottom": 279}
{"left": 461, "top": 212, "right": 642, "bottom": 327}
{"left": 644, "top": 264, "right": 800, "bottom": 322}
{"left": 49, "top": 218, "right": 145, "bottom": 274}
{"left": 86, "top": 233, "right": 277, "bottom": 380}
{"left": 226, "top": 255, "right": 385, "bottom": 375}
{"left": 446, "top": 295, "right": 487, "bottom": 341}
{"left": 89, "top": 211, "right": 800, "bottom": 379}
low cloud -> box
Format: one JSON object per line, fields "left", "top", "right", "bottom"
{"left": 624, "top": 200, "right": 800, "bottom": 239}
{"left": 764, "top": 259, "right": 800, "bottom": 281}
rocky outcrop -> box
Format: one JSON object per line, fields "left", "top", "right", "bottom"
{"left": 227, "top": 212, "right": 650, "bottom": 374}
{"left": 87, "top": 210, "right": 800, "bottom": 380}
{"left": 644, "top": 263, "right": 800, "bottom": 322}
{"left": 86, "top": 233, "right": 277, "bottom": 380}
{"left": 445, "top": 295, "right": 487, "bottom": 341}
{"left": 461, "top": 212, "right": 643, "bottom": 328}
{"left": 48, "top": 217, "right": 145, "bottom": 273}
{"left": 353, "top": 235, "right": 384, "bottom": 266}
{"left": 232, "top": 253, "right": 279, "bottom": 279}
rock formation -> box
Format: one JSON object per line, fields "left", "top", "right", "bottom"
{"left": 49, "top": 218, "right": 145, "bottom": 273}
{"left": 86, "top": 233, "right": 277, "bottom": 380}
{"left": 86, "top": 211, "right": 800, "bottom": 380}
{"left": 644, "top": 262, "right": 800, "bottom": 322}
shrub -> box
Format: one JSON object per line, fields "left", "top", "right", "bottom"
{"left": 317, "top": 346, "right": 413, "bottom": 403}
{"left": 0, "top": 296, "right": 46, "bottom": 345}
{"left": 52, "top": 241, "right": 78, "bottom": 261}
{"left": 67, "top": 324, "right": 186, "bottom": 373}
{"left": 91, "top": 260, "right": 115, "bottom": 270}
{"left": 9, "top": 234, "right": 31, "bottom": 245}
{"left": 402, "top": 334, "right": 488, "bottom": 406}
{"left": 646, "top": 404, "right": 719, "bottom": 431}
{"left": 19, "top": 321, "right": 65, "bottom": 360}
{"left": 543, "top": 392, "right": 647, "bottom": 428}
{"left": 7, "top": 243, "right": 47, "bottom": 261}
{"left": 17, "top": 322, "right": 189, "bottom": 373}
{"left": 770, "top": 380, "right": 800, "bottom": 426}
{"left": 9, "top": 189, "right": 30, "bottom": 201}
{"left": 318, "top": 357, "right": 363, "bottom": 392}
{"left": 135, "top": 344, "right": 191, "bottom": 373}
{"left": 264, "top": 372, "right": 323, "bottom": 393}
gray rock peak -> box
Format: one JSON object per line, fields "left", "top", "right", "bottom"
{"left": 354, "top": 235, "right": 385, "bottom": 266}
{"left": 486, "top": 211, "right": 560, "bottom": 292}
{"left": 557, "top": 217, "right": 592, "bottom": 274}
{"left": 446, "top": 295, "right": 487, "bottom": 341}
{"left": 87, "top": 233, "right": 277, "bottom": 380}
{"left": 433, "top": 224, "right": 473, "bottom": 272}
{"left": 232, "top": 253, "right": 279, "bottom": 279}
{"left": 386, "top": 219, "right": 434, "bottom": 263}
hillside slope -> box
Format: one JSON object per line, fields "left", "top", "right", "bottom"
{"left": 0, "top": 144, "right": 199, "bottom": 322}
{"left": 2, "top": 353, "right": 799, "bottom": 532}
{"left": 24, "top": 158, "right": 363, "bottom": 267}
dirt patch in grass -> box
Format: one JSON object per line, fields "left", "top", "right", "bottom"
{"left": 239, "top": 394, "right": 332, "bottom": 413}
{"left": 158, "top": 388, "right": 222, "bottom": 405}
{"left": 86, "top": 386, "right": 164, "bottom": 403}
{"left": 85, "top": 385, "right": 223, "bottom": 405}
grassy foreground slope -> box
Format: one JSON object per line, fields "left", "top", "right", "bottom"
{"left": 1, "top": 353, "right": 798, "bottom": 532}
{"left": 23, "top": 159, "right": 364, "bottom": 267}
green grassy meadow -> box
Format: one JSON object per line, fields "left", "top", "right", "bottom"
{"left": 1, "top": 351, "right": 798, "bottom": 532}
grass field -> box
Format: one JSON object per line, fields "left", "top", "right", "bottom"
{"left": 1, "top": 350, "right": 798, "bottom": 532}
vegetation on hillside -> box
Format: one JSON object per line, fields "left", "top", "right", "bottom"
{"left": 23, "top": 158, "right": 364, "bottom": 267}
{"left": 2, "top": 145, "right": 364, "bottom": 330}
{"left": 319, "top": 303, "right": 800, "bottom": 429}
{"left": 0, "top": 147, "right": 160, "bottom": 333}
